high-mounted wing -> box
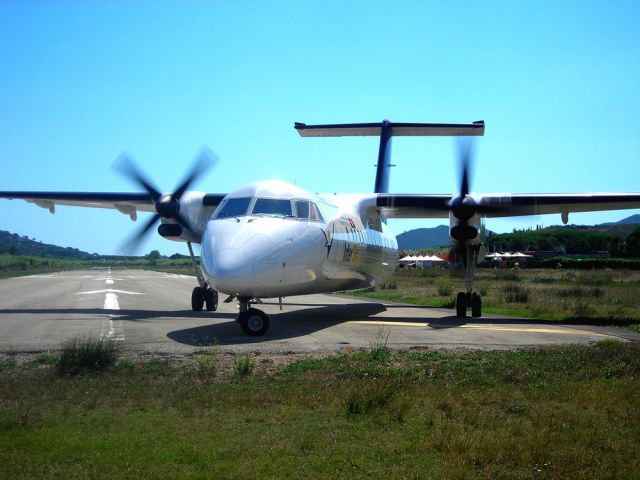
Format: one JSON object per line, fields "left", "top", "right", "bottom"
{"left": 0, "top": 191, "right": 226, "bottom": 219}
{"left": 0, "top": 191, "right": 155, "bottom": 220}
{"left": 376, "top": 193, "right": 640, "bottom": 221}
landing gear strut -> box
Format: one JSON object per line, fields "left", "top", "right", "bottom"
{"left": 187, "top": 242, "right": 218, "bottom": 312}
{"left": 455, "top": 245, "right": 482, "bottom": 318}
{"left": 236, "top": 297, "right": 270, "bottom": 336}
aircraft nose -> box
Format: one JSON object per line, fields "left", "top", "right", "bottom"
{"left": 202, "top": 246, "right": 255, "bottom": 295}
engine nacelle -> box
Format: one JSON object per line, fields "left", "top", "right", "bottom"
{"left": 449, "top": 212, "right": 482, "bottom": 244}
{"left": 450, "top": 224, "right": 478, "bottom": 241}
{"left": 158, "top": 223, "right": 183, "bottom": 238}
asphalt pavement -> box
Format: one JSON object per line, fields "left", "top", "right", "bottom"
{"left": 1, "top": 269, "right": 638, "bottom": 354}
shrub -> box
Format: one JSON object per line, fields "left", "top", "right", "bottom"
{"left": 368, "top": 328, "right": 391, "bottom": 362}
{"left": 235, "top": 355, "right": 255, "bottom": 376}
{"left": 380, "top": 280, "right": 398, "bottom": 290}
{"left": 194, "top": 345, "right": 219, "bottom": 377}
{"left": 344, "top": 380, "right": 396, "bottom": 415}
{"left": 502, "top": 283, "right": 530, "bottom": 303}
{"left": 55, "top": 337, "right": 120, "bottom": 376}
{"left": 435, "top": 275, "right": 455, "bottom": 296}
{"left": 571, "top": 297, "right": 594, "bottom": 319}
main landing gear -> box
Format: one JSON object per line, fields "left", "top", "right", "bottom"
{"left": 455, "top": 245, "right": 482, "bottom": 318}
{"left": 191, "top": 286, "right": 218, "bottom": 311}
{"left": 236, "top": 297, "right": 270, "bottom": 336}
{"left": 187, "top": 241, "right": 219, "bottom": 312}
{"left": 455, "top": 291, "right": 481, "bottom": 318}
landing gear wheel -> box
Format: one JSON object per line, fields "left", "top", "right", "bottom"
{"left": 471, "top": 292, "right": 482, "bottom": 318}
{"left": 191, "top": 286, "right": 204, "bottom": 311}
{"left": 456, "top": 292, "right": 467, "bottom": 318}
{"left": 238, "top": 308, "right": 270, "bottom": 336}
{"left": 205, "top": 289, "right": 218, "bottom": 311}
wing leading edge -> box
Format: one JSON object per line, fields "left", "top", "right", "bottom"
{"left": 377, "top": 193, "right": 640, "bottom": 219}
{"left": 0, "top": 191, "right": 226, "bottom": 221}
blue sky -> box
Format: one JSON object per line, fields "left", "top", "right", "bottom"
{"left": 1, "top": 1, "right": 639, "bottom": 255}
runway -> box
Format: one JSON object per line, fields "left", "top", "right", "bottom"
{"left": 0, "top": 269, "right": 638, "bottom": 354}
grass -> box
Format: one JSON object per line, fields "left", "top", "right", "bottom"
{"left": 0, "top": 341, "right": 639, "bottom": 478}
{"left": 55, "top": 337, "right": 120, "bottom": 376}
{"left": 352, "top": 268, "right": 640, "bottom": 328}
{"left": 234, "top": 355, "right": 255, "bottom": 376}
{"left": 0, "top": 254, "right": 196, "bottom": 279}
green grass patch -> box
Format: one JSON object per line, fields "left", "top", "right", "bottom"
{"left": 234, "top": 355, "right": 256, "bottom": 376}
{"left": 1, "top": 342, "right": 639, "bottom": 478}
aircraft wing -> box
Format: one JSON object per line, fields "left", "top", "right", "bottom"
{"left": 0, "top": 191, "right": 226, "bottom": 220}
{"left": 376, "top": 193, "right": 640, "bottom": 219}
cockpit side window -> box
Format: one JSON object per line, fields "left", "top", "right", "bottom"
{"left": 252, "top": 198, "right": 293, "bottom": 217}
{"left": 309, "top": 203, "right": 322, "bottom": 221}
{"left": 296, "top": 201, "right": 310, "bottom": 219}
{"left": 216, "top": 197, "right": 251, "bottom": 218}
{"left": 295, "top": 200, "right": 323, "bottom": 221}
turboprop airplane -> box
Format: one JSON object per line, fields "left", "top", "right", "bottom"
{"left": 2, "top": 119, "right": 640, "bottom": 336}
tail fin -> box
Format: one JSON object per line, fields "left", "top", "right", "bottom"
{"left": 294, "top": 120, "right": 485, "bottom": 194}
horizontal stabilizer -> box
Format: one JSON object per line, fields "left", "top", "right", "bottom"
{"left": 295, "top": 120, "right": 485, "bottom": 137}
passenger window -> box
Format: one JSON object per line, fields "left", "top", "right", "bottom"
{"left": 253, "top": 198, "right": 293, "bottom": 217}
{"left": 217, "top": 197, "right": 251, "bottom": 218}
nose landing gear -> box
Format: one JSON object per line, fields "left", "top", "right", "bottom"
{"left": 236, "top": 297, "right": 270, "bottom": 336}
{"left": 186, "top": 242, "right": 269, "bottom": 336}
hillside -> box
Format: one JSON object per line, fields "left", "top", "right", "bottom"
{"left": 0, "top": 230, "right": 97, "bottom": 259}
{"left": 599, "top": 213, "right": 640, "bottom": 226}
{"left": 396, "top": 225, "right": 451, "bottom": 250}
{"left": 395, "top": 214, "right": 640, "bottom": 253}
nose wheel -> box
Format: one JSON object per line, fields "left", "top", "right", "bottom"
{"left": 235, "top": 297, "right": 270, "bottom": 336}
{"left": 237, "top": 308, "right": 270, "bottom": 336}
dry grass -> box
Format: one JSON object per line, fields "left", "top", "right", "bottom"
{"left": 356, "top": 268, "right": 640, "bottom": 327}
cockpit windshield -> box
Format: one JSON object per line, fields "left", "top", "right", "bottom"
{"left": 252, "top": 198, "right": 293, "bottom": 217}
{"left": 216, "top": 197, "right": 251, "bottom": 218}
{"left": 215, "top": 196, "right": 324, "bottom": 221}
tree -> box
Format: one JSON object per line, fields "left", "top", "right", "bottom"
{"left": 627, "top": 226, "right": 640, "bottom": 255}
{"left": 148, "top": 250, "right": 161, "bottom": 261}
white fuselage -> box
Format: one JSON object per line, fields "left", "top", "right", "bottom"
{"left": 198, "top": 180, "right": 398, "bottom": 298}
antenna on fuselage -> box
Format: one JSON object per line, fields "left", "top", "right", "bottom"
{"left": 294, "top": 120, "right": 485, "bottom": 194}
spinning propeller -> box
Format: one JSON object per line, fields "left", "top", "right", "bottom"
{"left": 115, "top": 148, "right": 217, "bottom": 253}
{"left": 447, "top": 139, "right": 505, "bottom": 240}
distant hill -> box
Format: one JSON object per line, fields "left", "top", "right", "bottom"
{"left": 396, "top": 225, "right": 451, "bottom": 250}
{"left": 395, "top": 214, "right": 640, "bottom": 252}
{"left": 0, "top": 230, "right": 97, "bottom": 259}
{"left": 599, "top": 214, "right": 640, "bottom": 226}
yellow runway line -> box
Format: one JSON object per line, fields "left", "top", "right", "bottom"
{"left": 459, "top": 324, "right": 609, "bottom": 336}
{"left": 349, "top": 320, "right": 427, "bottom": 328}
{"left": 348, "top": 320, "right": 610, "bottom": 337}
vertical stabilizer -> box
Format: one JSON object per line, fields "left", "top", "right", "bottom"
{"left": 374, "top": 120, "right": 393, "bottom": 193}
